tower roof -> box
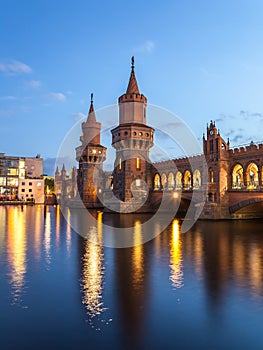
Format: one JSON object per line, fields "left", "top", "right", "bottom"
{"left": 87, "top": 93, "right": 97, "bottom": 123}
{"left": 126, "top": 56, "right": 140, "bottom": 94}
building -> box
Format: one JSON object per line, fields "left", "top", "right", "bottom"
{"left": 18, "top": 178, "right": 45, "bottom": 204}
{"left": 0, "top": 153, "right": 44, "bottom": 203}
{"left": 111, "top": 57, "right": 154, "bottom": 210}
{"left": 66, "top": 58, "right": 263, "bottom": 219}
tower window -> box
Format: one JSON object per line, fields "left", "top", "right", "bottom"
{"left": 133, "top": 131, "right": 137, "bottom": 136}
{"left": 136, "top": 157, "right": 141, "bottom": 170}
{"left": 138, "top": 132, "right": 143, "bottom": 136}
{"left": 119, "top": 158, "right": 122, "bottom": 170}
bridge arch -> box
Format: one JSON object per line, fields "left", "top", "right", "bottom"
{"left": 229, "top": 197, "right": 263, "bottom": 215}
{"left": 245, "top": 162, "right": 259, "bottom": 189}
{"left": 161, "top": 173, "right": 167, "bottom": 189}
{"left": 231, "top": 163, "right": 244, "bottom": 189}
{"left": 153, "top": 173, "right": 161, "bottom": 190}
{"left": 184, "top": 170, "right": 192, "bottom": 190}
{"left": 193, "top": 169, "right": 201, "bottom": 189}
{"left": 175, "top": 171, "right": 182, "bottom": 189}
{"left": 167, "top": 172, "right": 175, "bottom": 190}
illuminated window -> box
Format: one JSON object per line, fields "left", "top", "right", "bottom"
{"left": 136, "top": 157, "right": 141, "bottom": 169}
{"left": 92, "top": 149, "right": 96, "bottom": 154}
{"left": 119, "top": 158, "right": 122, "bottom": 170}
{"left": 8, "top": 168, "right": 18, "bottom": 176}
{"left": 37, "top": 182, "right": 42, "bottom": 187}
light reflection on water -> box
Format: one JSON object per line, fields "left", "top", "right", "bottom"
{"left": 0, "top": 206, "right": 263, "bottom": 349}
{"left": 169, "top": 219, "right": 183, "bottom": 289}
{"left": 6, "top": 206, "right": 27, "bottom": 305}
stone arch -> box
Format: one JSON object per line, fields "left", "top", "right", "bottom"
{"left": 245, "top": 162, "right": 259, "bottom": 189}
{"left": 184, "top": 170, "right": 192, "bottom": 190}
{"left": 229, "top": 197, "right": 263, "bottom": 214}
{"left": 161, "top": 173, "right": 167, "bottom": 189}
{"left": 193, "top": 169, "right": 201, "bottom": 189}
{"left": 175, "top": 171, "right": 182, "bottom": 189}
{"left": 232, "top": 163, "right": 244, "bottom": 189}
{"left": 153, "top": 173, "right": 161, "bottom": 190}
{"left": 167, "top": 172, "right": 175, "bottom": 190}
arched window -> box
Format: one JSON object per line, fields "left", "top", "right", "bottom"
{"left": 154, "top": 173, "right": 161, "bottom": 190}
{"left": 193, "top": 169, "right": 201, "bottom": 189}
{"left": 175, "top": 171, "right": 182, "bottom": 189}
{"left": 167, "top": 172, "right": 175, "bottom": 190}
{"left": 232, "top": 164, "right": 244, "bottom": 189}
{"left": 246, "top": 162, "right": 258, "bottom": 189}
{"left": 184, "top": 170, "right": 192, "bottom": 189}
{"left": 136, "top": 157, "right": 141, "bottom": 170}
{"left": 209, "top": 167, "right": 214, "bottom": 183}
{"left": 161, "top": 173, "right": 167, "bottom": 189}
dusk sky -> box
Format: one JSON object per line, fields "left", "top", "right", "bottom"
{"left": 1, "top": 0, "right": 263, "bottom": 174}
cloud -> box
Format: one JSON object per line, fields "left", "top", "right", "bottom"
{"left": 49, "top": 92, "right": 66, "bottom": 102}
{"left": 25, "top": 80, "right": 41, "bottom": 89}
{"left": 0, "top": 95, "right": 18, "bottom": 101}
{"left": 71, "top": 112, "right": 85, "bottom": 121}
{"left": 134, "top": 40, "right": 155, "bottom": 53}
{"left": 0, "top": 59, "right": 32, "bottom": 75}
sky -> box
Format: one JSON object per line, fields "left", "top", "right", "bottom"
{"left": 1, "top": 0, "right": 263, "bottom": 174}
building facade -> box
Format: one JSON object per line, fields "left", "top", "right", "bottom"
{"left": 0, "top": 153, "right": 44, "bottom": 203}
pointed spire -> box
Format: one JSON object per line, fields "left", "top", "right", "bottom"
{"left": 126, "top": 56, "right": 140, "bottom": 94}
{"left": 87, "top": 92, "right": 96, "bottom": 123}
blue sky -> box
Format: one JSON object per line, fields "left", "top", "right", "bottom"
{"left": 1, "top": 0, "right": 263, "bottom": 174}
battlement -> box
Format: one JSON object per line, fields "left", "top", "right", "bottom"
{"left": 229, "top": 142, "right": 263, "bottom": 155}
{"left": 118, "top": 93, "right": 147, "bottom": 103}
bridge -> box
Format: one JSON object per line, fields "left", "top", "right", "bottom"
{"left": 151, "top": 121, "right": 263, "bottom": 219}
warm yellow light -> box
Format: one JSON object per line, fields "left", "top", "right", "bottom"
{"left": 173, "top": 191, "right": 179, "bottom": 199}
{"left": 136, "top": 157, "right": 141, "bottom": 169}
{"left": 170, "top": 219, "right": 183, "bottom": 289}
{"left": 119, "top": 158, "right": 122, "bottom": 170}
{"left": 92, "top": 149, "right": 96, "bottom": 154}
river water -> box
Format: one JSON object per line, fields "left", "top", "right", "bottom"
{"left": 0, "top": 205, "right": 263, "bottom": 350}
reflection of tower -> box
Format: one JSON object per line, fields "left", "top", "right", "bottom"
{"left": 76, "top": 94, "right": 107, "bottom": 208}
{"left": 111, "top": 57, "right": 154, "bottom": 204}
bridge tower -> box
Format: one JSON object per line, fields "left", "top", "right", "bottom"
{"left": 202, "top": 120, "right": 231, "bottom": 218}
{"left": 76, "top": 94, "right": 107, "bottom": 208}
{"left": 111, "top": 57, "right": 154, "bottom": 207}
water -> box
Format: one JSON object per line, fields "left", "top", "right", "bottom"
{"left": 0, "top": 205, "right": 263, "bottom": 350}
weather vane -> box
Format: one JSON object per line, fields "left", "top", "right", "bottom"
{"left": 131, "top": 56, "right": 135, "bottom": 70}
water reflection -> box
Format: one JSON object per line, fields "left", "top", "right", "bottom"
{"left": 34, "top": 205, "right": 42, "bottom": 261}
{"left": 169, "top": 220, "right": 183, "bottom": 289}
{"left": 6, "top": 206, "right": 27, "bottom": 304}
{"left": 132, "top": 221, "right": 144, "bottom": 288}
{"left": 81, "top": 211, "right": 106, "bottom": 321}
{"left": 44, "top": 207, "right": 51, "bottom": 265}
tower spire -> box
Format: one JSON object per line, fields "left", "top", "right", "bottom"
{"left": 126, "top": 56, "right": 140, "bottom": 94}
{"left": 87, "top": 92, "right": 96, "bottom": 122}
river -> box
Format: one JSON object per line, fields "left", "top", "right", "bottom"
{"left": 0, "top": 205, "right": 263, "bottom": 349}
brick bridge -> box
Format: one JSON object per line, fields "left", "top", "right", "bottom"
{"left": 151, "top": 121, "right": 263, "bottom": 219}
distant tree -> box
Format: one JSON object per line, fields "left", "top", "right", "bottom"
{"left": 44, "top": 177, "right": 55, "bottom": 194}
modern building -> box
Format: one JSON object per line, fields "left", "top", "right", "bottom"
{"left": 0, "top": 153, "right": 44, "bottom": 203}
{"left": 18, "top": 178, "right": 45, "bottom": 204}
